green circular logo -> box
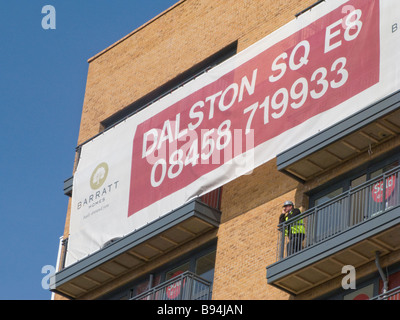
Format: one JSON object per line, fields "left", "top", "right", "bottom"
{"left": 90, "top": 162, "right": 109, "bottom": 190}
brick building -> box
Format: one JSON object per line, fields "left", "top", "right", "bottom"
{"left": 53, "top": 0, "right": 400, "bottom": 300}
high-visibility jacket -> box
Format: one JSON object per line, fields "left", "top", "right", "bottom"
{"left": 285, "top": 209, "right": 305, "bottom": 236}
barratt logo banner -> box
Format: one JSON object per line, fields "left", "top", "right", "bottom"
{"left": 67, "top": 0, "right": 400, "bottom": 266}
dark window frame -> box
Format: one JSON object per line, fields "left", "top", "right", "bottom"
{"left": 99, "top": 240, "right": 217, "bottom": 300}
{"left": 308, "top": 148, "right": 400, "bottom": 208}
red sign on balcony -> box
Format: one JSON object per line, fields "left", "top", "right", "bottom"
{"left": 372, "top": 175, "right": 396, "bottom": 203}
{"left": 166, "top": 271, "right": 185, "bottom": 299}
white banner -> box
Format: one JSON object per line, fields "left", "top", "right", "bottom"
{"left": 66, "top": 0, "right": 400, "bottom": 266}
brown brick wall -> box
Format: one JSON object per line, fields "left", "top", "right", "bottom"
{"left": 60, "top": 0, "right": 330, "bottom": 300}
{"left": 76, "top": 0, "right": 316, "bottom": 145}
{"left": 66, "top": 0, "right": 316, "bottom": 256}
{"left": 213, "top": 159, "right": 301, "bottom": 299}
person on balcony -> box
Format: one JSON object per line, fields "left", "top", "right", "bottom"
{"left": 279, "top": 201, "right": 305, "bottom": 256}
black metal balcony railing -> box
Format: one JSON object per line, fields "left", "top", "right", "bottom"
{"left": 130, "top": 271, "right": 212, "bottom": 300}
{"left": 370, "top": 285, "right": 400, "bottom": 300}
{"left": 277, "top": 166, "right": 400, "bottom": 261}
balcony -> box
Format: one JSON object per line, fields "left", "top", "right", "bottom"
{"left": 131, "top": 271, "right": 212, "bottom": 300}
{"left": 267, "top": 166, "right": 400, "bottom": 295}
{"left": 52, "top": 189, "right": 221, "bottom": 299}
{"left": 277, "top": 90, "right": 400, "bottom": 183}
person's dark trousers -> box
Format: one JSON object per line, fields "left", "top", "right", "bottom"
{"left": 287, "top": 234, "right": 305, "bottom": 256}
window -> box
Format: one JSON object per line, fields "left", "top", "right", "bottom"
{"left": 102, "top": 243, "right": 217, "bottom": 300}
{"left": 195, "top": 251, "right": 216, "bottom": 282}
{"left": 310, "top": 154, "right": 400, "bottom": 206}
{"left": 308, "top": 150, "right": 400, "bottom": 241}
{"left": 371, "top": 161, "right": 399, "bottom": 179}
{"left": 166, "top": 262, "right": 191, "bottom": 280}
{"left": 314, "top": 187, "right": 343, "bottom": 206}
{"left": 369, "top": 160, "right": 399, "bottom": 216}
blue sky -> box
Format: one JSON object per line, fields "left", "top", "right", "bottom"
{"left": 0, "top": 0, "right": 178, "bottom": 300}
